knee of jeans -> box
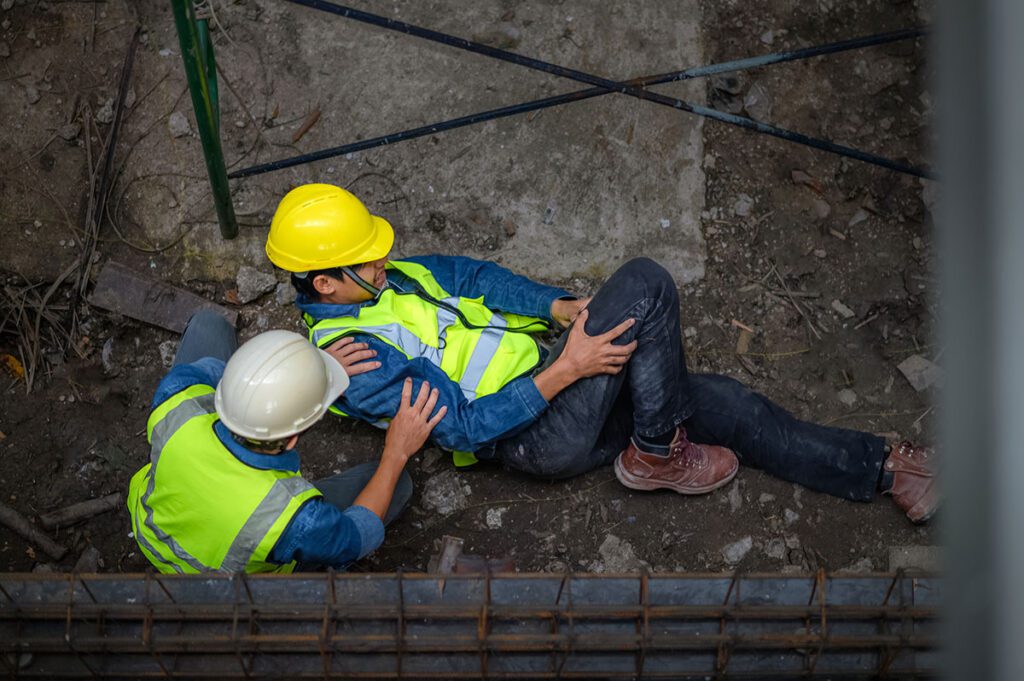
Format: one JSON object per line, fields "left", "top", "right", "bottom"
{"left": 187, "top": 309, "right": 231, "bottom": 331}
{"left": 505, "top": 442, "right": 586, "bottom": 480}
{"left": 618, "top": 258, "right": 676, "bottom": 300}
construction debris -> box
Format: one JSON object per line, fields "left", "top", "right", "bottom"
{"left": 90, "top": 262, "right": 237, "bottom": 333}
{"left": 40, "top": 492, "right": 121, "bottom": 530}
{"left": 897, "top": 354, "right": 945, "bottom": 392}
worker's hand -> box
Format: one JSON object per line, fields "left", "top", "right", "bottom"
{"left": 550, "top": 297, "right": 591, "bottom": 329}
{"left": 383, "top": 378, "right": 447, "bottom": 462}
{"left": 324, "top": 337, "right": 380, "bottom": 377}
{"left": 556, "top": 309, "right": 637, "bottom": 379}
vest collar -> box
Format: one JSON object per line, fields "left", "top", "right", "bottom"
{"left": 295, "top": 289, "right": 391, "bottom": 323}
{"left": 214, "top": 421, "right": 301, "bottom": 472}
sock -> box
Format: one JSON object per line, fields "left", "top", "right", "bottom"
{"left": 878, "top": 446, "right": 895, "bottom": 491}
{"left": 634, "top": 429, "right": 675, "bottom": 457}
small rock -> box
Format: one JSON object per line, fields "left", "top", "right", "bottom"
{"left": 485, "top": 507, "right": 507, "bottom": 530}
{"left": 733, "top": 193, "right": 754, "bottom": 217}
{"left": 783, "top": 508, "right": 800, "bottom": 525}
{"left": 124, "top": 88, "right": 136, "bottom": 109}
{"left": 73, "top": 545, "right": 101, "bottom": 573}
{"left": 813, "top": 249, "right": 827, "bottom": 258}
{"left": 837, "top": 388, "right": 858, "bottom": 407}
{"left": 784, "top": 533, "right": 801, "bottom": 550}
{"left": 420, "top": 448, "right": 443, "bottom": 472}
{"left": 831, "top": 299, "right": 856, "bottom": 319}
{"left": 920, "top": 179, "right": 940, "bottom": 213}
{"left": 25, "top": 84, "right": 40, "bottom": 104}
{"left": 234, "top": 119, "right": 246, "bottom": 128}
{"left": 743, "top": 80, "right": 773, "bottom": 121}
{"left": 897, "top": 354, "right": 945, "bottom": 392}
{"left": 758, "top": 493, "right": 776, "bottom": 504}
{"left": 659, "top": 218, "right": 671, "bottom": 229}
{"left": 848, "top": 208, "right": 870, "bottom": 227}
{"left": 101, "top": 337, "right": 117, "bottom": 375}
{"left": 759, "top": 30, "right": 775, "bottom": 45}
{"left": 168, "top": 111, "right": 191, "bottom": 138}
{"left": 95, "top": 98, "right": 115, "bottom": 124}
{"left": 235, "top": 265, "right": 277, "bottom": 304}
{"left": 597, "top": 534, "right": 647, "bottom": 572}
{"left": 158, "top": 340, "right": 178, "bottom": 368}
{"left": 913, "top": 236, "right": 924, "bottom": 250}
{"left": 763, "top": 538, "right": 787, "bottom": 560}
{"left": 0, "top": 0, "right": 12, "bottom": 11}
{"left": 421, "top": 469, "right": 469, "bottom": 516}
{"left": 721, "top": 536, "right": 753, "bottom": 565}
{"left": 812, "top": 199, "right": 831, "bottom": 219}
{"left": 275, "top": 282, "right": 293, "bottom": 306}
{"left": 0, "top": 41, "right": 10, "bottom": 58}
{"left": 683, "top": 326, "right": 697, "bottom": 339}
{"left": 58, "top": 122, "right": 81, "bottom": 141}
{"left": 727, "top": 484, "right": 743, "bottom": 513}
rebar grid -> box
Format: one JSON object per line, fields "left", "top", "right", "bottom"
{"left": 0, "top": 571, "right": 939, "bottom": 679}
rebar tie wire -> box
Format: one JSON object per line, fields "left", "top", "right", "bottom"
{"left": 228, "top": 1, "right": 932, "bottom": 180}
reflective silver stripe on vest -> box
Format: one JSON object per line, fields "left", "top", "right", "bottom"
{"left": 459, "top": 313, "right": 507, "bottom": 400}
{"left": 312, "top": 324, "right": 443, "bottom": 365}
{"left": 219, "top": 476, "right": 317, "bottom": 573}
{"left": 141, "top": 393, "right": 216, "bottom": 573}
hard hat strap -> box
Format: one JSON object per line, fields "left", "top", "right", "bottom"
{"left": 341, "top": 265, "right": 383, "bottom": 299}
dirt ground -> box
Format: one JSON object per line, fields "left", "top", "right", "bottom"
{"left": 0, "top": 0, "right": 938, "bottom": 575}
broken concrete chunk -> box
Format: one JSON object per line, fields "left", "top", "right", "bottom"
{"left": 235, "top": 266, "right": 277, "bottom": 304}
{"left": 275, "top": 282, "right": 293, "bottom": 306}
{"left": 597, "top": 534, "right": 646, "bottom": 572}
{"left": 743, "top": 80, "right": 773, "bottom": 121}
{"left": 158, "top": 340, "right": 178, "bottom": 368}
{"left": 812, "top": 198, "right": 831, "bottom": 219}
{"left": 783, "top": 508, "right": 800, "bottom": 525}
{"left": 763, "top": 538, "right": 787, "bottom": 560}
{"left": 168, "top": 111, "right": 191, "bottom": 138}
{"left": 848, "top": 208, "right": 870, "bottom": 227}
{"left": 421, "top": 469, "right": 469, "bottom": 516}
{"left": 837, "top": 389, "right": 858, "bottom": 407}
{"left": 485, "top": 507, "right": 506, "bottom": 530}
{"left": 831, "top": 299, "right": 855, "bottom": 318}
{"left": 758, "top": 493, "right": 776, "bottom": 504}
{"left": 58, "top": 122, "right": 81, "bottom": 141}
{"left": 897, "top": 354, "right": 945, "bottom": 392}
{"left": 733, "top": 193, "right": 754, "bottom": 217}
{"left": 73, "top": 545, "right": 101, "bottom": 573}
{"left": 721, "top": 536, "right": 753, "bottom": 565}
{"left": 95, "top": 97, "right": 115, "bottom": 124}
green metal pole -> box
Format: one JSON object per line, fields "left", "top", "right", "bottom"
{"left": 170, "top": 0, "right": 238, "bottom": 239}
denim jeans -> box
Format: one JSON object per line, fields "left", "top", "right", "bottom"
{"left": 175, "top": 311, "right": 414, "bottom": 514}
{"left": 495, "top": 259, "right": 887, "bottom": 502}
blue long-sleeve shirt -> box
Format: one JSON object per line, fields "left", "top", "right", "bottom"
{"left": 297, "top": 255, "right": 572, "bottom": 456}
{"left": 150, "top": 359, "right": 384, "bottom": 570}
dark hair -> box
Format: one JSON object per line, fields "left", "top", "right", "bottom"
{"left": 232, "top": 433, "right": 292, "bottom": 454}
{"left": 290, "top": 268, "right": 344, "bottom": 299}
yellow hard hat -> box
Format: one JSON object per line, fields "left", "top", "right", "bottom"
{"left": 266, "top": 184, "right": 394, "bottom": 272}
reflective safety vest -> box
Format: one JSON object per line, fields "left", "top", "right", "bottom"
{"left": 126, "top": 384, "right": 322, "bottom": 574}
{"left": 304, "top": 259, "right": 551, "bottom": 465}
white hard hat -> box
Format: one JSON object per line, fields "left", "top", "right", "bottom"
{"left": 214, "top": 330, "right": 350, "bottom": 441}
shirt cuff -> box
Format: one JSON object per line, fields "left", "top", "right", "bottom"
{"left": 532, "top": 288, "right": 574, "bottom": 320}
{"left": 342, "top": 505, "right": 386, "bottom": 558}
{"left": 510, "top": 376, "right": 550, "bottom": 419}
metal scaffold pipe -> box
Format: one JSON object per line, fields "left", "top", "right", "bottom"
{"left": 229, "top": 27, "right": 927, "bottom": 179}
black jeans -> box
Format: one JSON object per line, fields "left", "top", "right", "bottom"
{"left": 495, "top": 259, "right": 887, "bottom": 502}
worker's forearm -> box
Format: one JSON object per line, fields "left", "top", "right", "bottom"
{"left": 351, "top": 451, "right": 407, "bottom": 520}
{"left": 532, "top": 359, "right": 577, "bottom": 402}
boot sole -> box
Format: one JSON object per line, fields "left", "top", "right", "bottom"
{"left": 613, "top": 454, "right": 738, "bottom": 495}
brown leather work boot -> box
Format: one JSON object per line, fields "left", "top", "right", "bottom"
{"left": 883, "top": 441, "right": 938, "bottom": 523}
{"left": 614, "top": 427, "right": 739, "bottom": 495}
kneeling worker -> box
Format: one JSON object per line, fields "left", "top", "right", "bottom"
{"left": 127, "top": 311, "right": 445, "bottom": 574}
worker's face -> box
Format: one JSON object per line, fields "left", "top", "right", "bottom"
{"left": 313, "top": 255, "right": 390, "bottom": 304}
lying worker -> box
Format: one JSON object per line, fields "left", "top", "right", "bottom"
{"left": 127, "top": 310, "right": 446, "bottom": 574}
{"left": 265, "top": 184, "right": 936, "bottom": 524}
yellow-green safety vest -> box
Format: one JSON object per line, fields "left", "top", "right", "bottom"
{"left": 126, "top": 384, "right": 322, "bottom": 574}
{"left": 304, "top": 259, "right": 551, "bottom": 466}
